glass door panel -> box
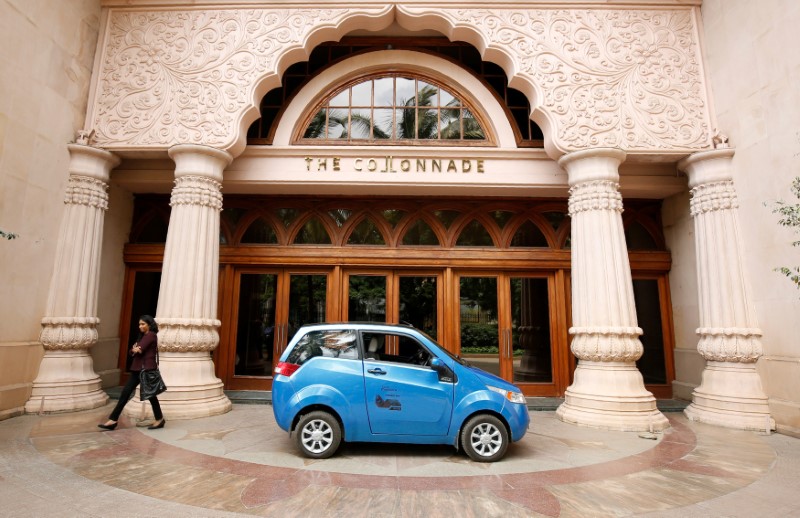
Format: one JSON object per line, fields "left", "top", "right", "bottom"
{"left": 510, "top": 277, "right": 553, "bottom": 384}
{"left": 347, "top": 274, "right": 387, "bottom": 322}
{"left": 235, "top": 273, "right": 277, "bottom": 377}
{"left": 398, "top": 275, "right": 438, "bottom": 339}
{"left": 458, "top": 276, "right": 500, "bottom": 377}
{"left": 288, "top": 274, "right": 328, "bottom": 339}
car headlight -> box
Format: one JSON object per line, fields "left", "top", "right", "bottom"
{"left": 487, "top": 385, "right": 526, "bottom": 404}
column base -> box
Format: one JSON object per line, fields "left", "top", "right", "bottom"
{"left": 684, "top": 361, "right": 774, "bottom": 432}
{"left": 556, "top": 360, "right": 669, "bottom": 432}
{"left": 122, "top": 351, "right": 231, "bottom": 420}
{"left": 24, "top": 350, "right": 109, "bottom": 414}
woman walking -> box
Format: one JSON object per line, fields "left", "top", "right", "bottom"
{"left": 99, "top": 315, "right": 165, "bottom": 430}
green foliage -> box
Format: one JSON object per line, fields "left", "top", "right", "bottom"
{"left": 769, "top": 177, "right": 800, "bottom": 289}
{"left": 0, "top": 229, "right": 18, "bottom": 240}
{"left": 460, "top": 323, "right": 498, "bottom": 349}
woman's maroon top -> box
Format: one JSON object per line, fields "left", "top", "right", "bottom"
{"left": 130, "top": 331, "right": 158, "bottom": 371}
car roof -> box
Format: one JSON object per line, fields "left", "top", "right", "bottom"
{"left": 295, "top": 322, "right": 416, "bottom": 331}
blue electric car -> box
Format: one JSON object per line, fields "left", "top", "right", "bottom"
{"left": 272, "top": 323, "right": 530, "bottom": 462}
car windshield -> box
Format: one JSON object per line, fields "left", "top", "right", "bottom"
{"left": 415, "top": 329, "right": 471, "bottom": 366}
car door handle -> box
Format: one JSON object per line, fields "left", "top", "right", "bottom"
{"left": 367, "top": 368, "right": 387, "bottom": 375}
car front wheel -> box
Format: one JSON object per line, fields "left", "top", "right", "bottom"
{"left": 294, "top": 411, "right": 342, "bottom": 459}
{"left": 461, "top": 414, "right": 509, "bottom": 462}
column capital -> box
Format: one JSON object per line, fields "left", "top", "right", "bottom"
{"left": 678, "top": 147, "right": 735, "bottom": 188}
{"left": 558, "top": 148, "right": 626, "bottom": 186}
{"left": 168, "top": 144, "right": 233, "bottom": 182}
{"left": 67, "top": 143, "right": 121, "bottom": 183}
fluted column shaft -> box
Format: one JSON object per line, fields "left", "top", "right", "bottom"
{"left": 556, "top": 148, "right": 669, "bottom": 431}
{"left": 25, "top": 144, "right": 120, "bottom": 413}
{"left": 679, "top": 148, "right": 774, "bottom": 431}
{"left": 123, "top": 144, "right": 233, "bottom": 420}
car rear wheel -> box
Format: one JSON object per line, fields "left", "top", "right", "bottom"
{"left": 461, "top": 414, "right": 509, "bottom": 462}
{"left": 294, "top": 411, "right": 342, "bottom": 459}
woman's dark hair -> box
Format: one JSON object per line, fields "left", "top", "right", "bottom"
{"left": 139, "top": 314, "right": 159, "bottom": 334}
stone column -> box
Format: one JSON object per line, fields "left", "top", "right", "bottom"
{"left": 678, "top": 148, "right": 774, "bottom": 432}
{"left": 124, "top": 144, "right": 233, "bottom": 420}
{"left": 25, "top": 143, "right": 120, "bottom": 413}
{"left": 556, "top": 148, "right": 669, "bottom": 431}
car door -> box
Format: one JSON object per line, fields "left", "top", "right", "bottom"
{"left": 361, "top": 331, "right": 454, "bottom": 436}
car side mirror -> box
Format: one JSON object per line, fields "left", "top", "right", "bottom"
{"left": 430, "top": 357, "right": 456, "bottom": 383}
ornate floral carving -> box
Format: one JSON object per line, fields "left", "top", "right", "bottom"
{"left": 403, "top": 6, "right": 710, "bottom": 151}
{"left": 64, "top": 176, "right": 109, "bottom": 210}
{"left": 92, "top": 8, "right": 388, "bottom": 149}
{"left": 568, "top": 181, "right": 623, "bottom": 214}
{"left": 170, "top": 175, "right": 223, "bottom": 210}
{"left": 40, "top": 317, "right": 100, "bottom": 350}
{"left": 690, "top": 180, "right": 738, "bottom": 215}
{"left": 696, "top": 327, "right": 763, "bottom": 363}
{"left": 569, "top": 326, "right": 643, "bottom": 362}
{"left": 157, "top": 317, "right": 221, "bottom": 352}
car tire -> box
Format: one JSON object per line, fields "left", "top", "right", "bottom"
{"left": 461, "top": 414, "right": 509, "bottom": 462}
{"left": 294, "top": 410, "right": 342, "bottom": 459}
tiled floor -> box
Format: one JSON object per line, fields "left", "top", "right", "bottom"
{"left": 1, "top": 404, "right": 798, "bottom": 517}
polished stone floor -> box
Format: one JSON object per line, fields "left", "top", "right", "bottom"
{"left": 1, "top": 404, "right": 798, "bottom": 517}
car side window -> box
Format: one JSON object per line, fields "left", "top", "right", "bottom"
{"left": 361, "top": 332, "right": 431, "bottom": 366}
{"left": 287, "top": 329, "right": 359, "bottom": 365}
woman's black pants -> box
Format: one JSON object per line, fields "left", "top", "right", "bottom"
{"left": 108, "top": 371, "right": 163, "bottom": 421}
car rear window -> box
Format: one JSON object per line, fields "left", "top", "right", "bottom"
{"left": 286, "top": 329, "right": 359, "bottom": 365}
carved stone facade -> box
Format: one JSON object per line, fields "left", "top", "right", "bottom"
{"left": 90, "top": 4, "right": 712, "bottom": 157}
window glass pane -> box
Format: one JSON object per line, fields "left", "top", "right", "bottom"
{"left": 440, "top": 109, "right": 461, "bottom": 139}
{"left": 328, "top": 209, "right": 351, "bottom": 227}
{"left": 348, "top": 275, "right": 386, "bottom": 322}
{"left": 348, "top": 218, "right": 386, "bottom": 245}
{"left": 440, "top": 88, "right": 457, "bottom": 107}
{"left": 463, "top": 109, "right": 484, "bottom": 139}
{"left": 417, "top": 83, "right": 437, "bottom": 107}
{"left": 490, "top": 210, "right": 515, "bottom": 229}
{"left": 375, "top": 77, "right": 394, "bottom": 106}
{"left": 327, "top": 108, "right": 346, "bottom": 139}
{"left": 626, "top": 221, "right": 659, "bottom": 250}
{"left": 542, "top": 211, "right": 566, "bottom": 232}
{"left": 434, "top": 210, "right": 460, "bottom": 229}
{"left": 373, "top": 108, "right": 393, "bottom": 139}
{"left": 351, "top": 80, "right": 372, "bottom": 106}
{"left": 351, "top": 108, "right": 371, "bottom": 139}
{"left": 303, "top": 109, "right": 327, "bottom": 139}
{"left": 396, "top": 108, "right": 415, "bottom": 139}
{"left": 510, "top": 220, "right": 549, "bottom": 248}
{"left": 381, "top": 209, "right": 407, "bottom": 227}
{"left": 294, "top": 217, "right": 331, "bottom": 244}
{"left": 275, "top": 208, "right": 300, "bottom": 228}
{"left": 329, "top": 88, "right": 349, "bottom": 106}
{"left": 402, "top": 219, "right": 440, "bottom": 246}
{"left": 395, "top": 77, "right": 415, "bottom": 105}
{"left": 456, "top": 220, "right": 494, "bottom": 246}
{"left": 417, "top": 108, "right": 438, "bottom": 139}
{"left": 241, "top": 218, "right": 278, "bottom": 244}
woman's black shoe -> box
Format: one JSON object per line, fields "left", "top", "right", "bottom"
{"left": 147, "top": 419, "right": 166, "bottom": 430}
{"left": 98, "top": 421, "right": 117, "bottom": 431}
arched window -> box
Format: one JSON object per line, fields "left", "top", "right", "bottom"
{"left": 300, "top": 75, "right": 486, "bottom": 144}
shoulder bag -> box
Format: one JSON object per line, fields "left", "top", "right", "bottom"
{"left": 140, "top": 346, "right": 167, "bottom": 400}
